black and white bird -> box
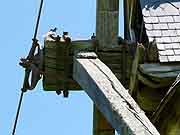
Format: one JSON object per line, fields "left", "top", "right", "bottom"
{"left": 43, "top": 27, "right": 58, "bottom": 41}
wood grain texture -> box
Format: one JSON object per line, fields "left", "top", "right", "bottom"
{"left": 96, "top": 0, "right": 119, "bottom": 49}
{"left": 43, "top": 40, "right": 134, "bottom": 91}
{"left": 93, "top": 105, "right": 114, "bottom": 135}
{"left": 129, "top": 44, "right": 145, "bottom": 95}
{"left": 98, "top": 49, "right": 133, "bottom": 88}
{"left": 73, "top": 52, "right": 160, "bottom": 135}
{"left": 43, "top": 40, "right": 86, "bottom": 91}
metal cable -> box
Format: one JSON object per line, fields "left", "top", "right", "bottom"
{"left": 33, "top": 0, "right": 44, "bottom": 40}
{"left": 12, "top": 91, "right": 24, "bottom": 135}
{"left": 27, "top": 0, "right": 44, "bottom": 60}
{"left": 12, "top": 0, "right": 44, "bottom": 134}
{"left": 151, "top": 73, "right": 180, "bottom": 123}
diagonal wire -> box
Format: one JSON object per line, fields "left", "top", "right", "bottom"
{"left": 12, "top": 0, "right": 44, "bottom": 134}
{"left": 12, "top": 91, "right": 24, "bottom": 135}
{"left": 33, "top": 0, "right": 44, "bottom": 40}
{"left": 151, "top": 73, "right": 180, "bottom": 123}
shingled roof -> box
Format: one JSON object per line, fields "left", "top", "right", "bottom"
{"left": 140, "top": 0, "right": 180, "bottom": 62}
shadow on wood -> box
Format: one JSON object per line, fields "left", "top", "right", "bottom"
{"left": 73, "top": 52, "right": 159, "bottom": 135}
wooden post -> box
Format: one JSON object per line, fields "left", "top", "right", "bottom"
{"left": 121, "top": 43, "right": 127, "bottom": 87}
{"left": 93, "top": 105, "right": 115, "bottom": 135}
{"left": 95, "top": 0, "right": 119, "bottom": 133}
{"left": 123, "top": 0, "right": 137, "bottom": 41}
{"left": 73, "top": 52, "right": 160, "bottom": 135}
{"left": 96, "top": 0, "right": 119, "bottom": 49}
{"left": 129, "top": 44, "right": 145, "bottom": 96}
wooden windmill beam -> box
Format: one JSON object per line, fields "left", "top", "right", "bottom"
{"left": 73, "top": 52, "right": 160, "bottom": 135}
{"left": 96, "top": 0, "right": 119, "bottom": 49}
{"left": 95, "top": 0, "right": 120, "bottom": 134}
{"left": 93, "top": 105, "right": 115, "bottom": 135}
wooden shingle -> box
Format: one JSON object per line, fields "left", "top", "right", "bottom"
{"left": 140, "top": 0, "right": 180, "bottom": 62}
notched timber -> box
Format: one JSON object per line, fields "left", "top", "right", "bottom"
{"left": 73, "top": 52, "right": 160, "bottom": 135}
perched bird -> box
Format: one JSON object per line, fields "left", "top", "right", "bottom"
{"left": 62, "top": 32, "right": 71, "bottom": 43}
{"left": 43, "top": 27, "right": 58, "bottom": 41}
{"left": 91, "top": 33, "right": 96, "bottom": 39}
{"left": 50, "top": 27, "right": 57, "bottom": 32}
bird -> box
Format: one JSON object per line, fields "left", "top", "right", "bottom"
{"left": 43, "top": 27, "right": 58, "bottom": 41}
{"left": 91, "top": 33, "right": 96, "bottom": 39}
{"left": 50, "top": 27, "right": 57, "bottom": 32}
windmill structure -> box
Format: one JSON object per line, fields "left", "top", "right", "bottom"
{"left": 13, "top": 0, "right": 180, "bottom": 135}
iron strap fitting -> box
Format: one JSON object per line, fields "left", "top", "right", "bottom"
{"left": 19, "top": 39, "right": 43, "bottom": 92}
{"left": 55, "top": 32, "right": 71, "bottom": 97}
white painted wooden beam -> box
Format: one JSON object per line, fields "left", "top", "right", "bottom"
{"left": 73, "top": 52, "right": 160, "bottom": 135}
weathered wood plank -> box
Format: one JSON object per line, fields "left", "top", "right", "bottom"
{"left": 93, "top": 105, "right": 114, "bottom": 135}
{"left": 43, "top": 77, "right": 81, "bottom": 91}
{"left": 43, "top": 39, "right": 95, "bottom": 91}
{"left": 137, "top": 71, "right": 174, "bottom": 88}
{"left": 98, "top": 53, "right": 133, "bottom": 65}
{"left": 129, "top": 44, "right": 145, "bottom": 95}
{"left": 122, "top": 43, "right": 128, "bottom": 86}
{"left": 73, "top": 53, "right": 160, "bottom": 135}
{"left": 45, "top": 39, "right": 94, "bottom": 50}
{"left": 44, "top": 36, "right": 136, "bottom": 91}
{"left": 136, "top": 63, "right": 180, "bottom": 88}
{"left": 98, "top": 50, "right": 133, "bottom": 88}
{"left": 96, "top": 0, "right": 119, "bottom": 49}
{"left": 139, "top": 63, "right": 180, "bottom": 78}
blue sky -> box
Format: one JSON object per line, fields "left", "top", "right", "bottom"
{"left": 0, "top": 0, "right": 123, "bottom": 135}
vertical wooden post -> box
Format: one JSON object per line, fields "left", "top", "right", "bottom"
{"left": 95, "top": 0, "right": 119, "bottom": 134}
{"left": 96, "top": 0, "right": 119, "bottom": 49}
{"left": 121, "top": 43, "right": 127, "bottom": 87}
{"left": 123, "top": 0, "right": 137, "bottom": 41}
{"left": 93, "top": 105, "right": 115, "bottom": 135}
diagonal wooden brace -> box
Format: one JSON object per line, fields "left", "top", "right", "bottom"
{"left": 73, "top": 52, "right": 160, "bottom": 135}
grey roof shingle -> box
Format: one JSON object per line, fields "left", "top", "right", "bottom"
{"left": 161, "top": 30, "right": 177, "bottom": 36}
{"left": 140, "top": 0, "right": 180, "bottom": 62}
